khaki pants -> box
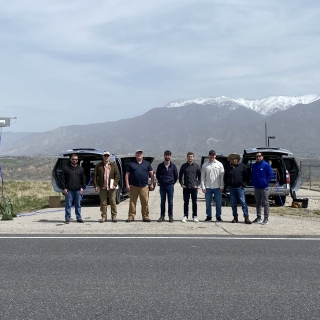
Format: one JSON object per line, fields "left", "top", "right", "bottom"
{"left": 128, "top": 186, "right": 149, "bottom": 220}
{"left": 99, "top": 189, "right": 117, "bottom": 220}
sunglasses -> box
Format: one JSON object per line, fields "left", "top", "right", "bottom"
{"left": 103, "top": 154, "right": 110, "bottom": 157}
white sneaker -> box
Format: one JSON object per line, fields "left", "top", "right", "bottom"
{"left": 181, "top": 216, "right": 188, "bottom": 223}
{"left": 193, "top": 216, "right": 199, "bottom": 223}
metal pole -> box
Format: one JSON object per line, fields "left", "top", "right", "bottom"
{"left": 309, "top": 165, "right": 311, "bottom": 189}
{"left": 265, "top": 122, "right": 267, "bottom": 147}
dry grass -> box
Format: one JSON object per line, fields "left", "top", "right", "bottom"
{"left": 248, "top": 203, "right": 320, "bottom": 218}
{"left": 0, "top": 181, "right": 63, "bottom": 213}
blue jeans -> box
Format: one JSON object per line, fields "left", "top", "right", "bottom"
{"left": 65, "top": 190, "right": 82, "bottom": 221}
{"left": 205, "top": 188, "right": 222, "bottom": 219}
{"left": 159, "top": 184, "right": 174, "bottom": 217}
{"left": 229, "top": 187, "right": 248, "bottom": 217}
{"left": 183, "top": 188, "right": 198, "bottom": 218}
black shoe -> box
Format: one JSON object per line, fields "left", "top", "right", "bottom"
{"left": 112, "top": 219, "right": 118, "bottom": 223}
{"left": 204, "top": 216, "right": 212, "bottom": 222}
{"left": 65, "top": 220, "right": 70, "bottom": 224}
{"left": 158, "top": 216, "right": 165, "bottom": 222}
{"left": 169, "top": 216, "right": 174, "bottom": 223}
{"left": 143, "top": 218, "right": 151, "bottom": 222}
{"left": 77, "top": 219, "right": 84, "bottom": 223}
{"left": 216, "top": 217, "right": 223, "bottom": 222}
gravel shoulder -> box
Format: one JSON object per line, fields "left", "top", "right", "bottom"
{"left": 1, "top": 186, "right": 319, "bottom": 236}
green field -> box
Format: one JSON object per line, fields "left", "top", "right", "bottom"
{"left": 0, "top": 181, "right": 63, "bottom": 213}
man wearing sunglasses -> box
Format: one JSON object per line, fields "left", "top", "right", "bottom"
{"left": 93, "top": 151, "right": 120, "bottom": 223}
{"left": 251, "top": 152, "right": 273, "bottom": 225}
{"left": 61, "top": 154, "right": 86, "bottom": 223}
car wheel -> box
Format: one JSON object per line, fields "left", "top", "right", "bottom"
{"left": 290, "top": 189, "right": 296, "bottom": 199}
{"left": 275, "top": 196, "right": 286, "bottom": 206}
{"left": 116, "top": 189, "right": 121, "bottom": 204}
{"left": 245, "top": 195, "right": 255, "bottom": 204}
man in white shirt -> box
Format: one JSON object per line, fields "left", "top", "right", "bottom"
{"left": 201, "top": 150, "right": 225, "bottom": 222}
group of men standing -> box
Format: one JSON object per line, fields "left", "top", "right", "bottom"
{"left": 60, "top": 149, "right": 273, "bottom": 225}
{"left": 158, "top": 149, "right": 272, "bottom": 225}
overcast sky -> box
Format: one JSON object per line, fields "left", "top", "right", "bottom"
{"left": 1, "top": 0, "right": 319, "bottom": 132}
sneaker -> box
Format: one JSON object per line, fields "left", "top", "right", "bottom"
{"left": 204, "top": 216, "right": 212, "bottom": 222}
{"left": 143, "top": 218, "right": 151, "bottom": 222}
{"left": 126, "top": 218, "right": 134, "bottom": 222}
{"left": 158, "top": 216, "right": 165, "bottom": 222}
{"left": 169, "top": 216, "right": 174, "bottom": 223}
{"left": 261, "top": 218, "right": 269, "bottom": 225}
{"left": 252, "top": 217, "right": 262, "bottom": 223}
{"left": 216, "top": 217, "right": 223, "bottom": 222}
{"left": 193, "top": 216, "right": 199, "bottom": 223}
{"left": 181, "top": 216, "right": 188, "bottom": 223}
{"left": 99, "top": 219, "right": 105, "bottom": 223}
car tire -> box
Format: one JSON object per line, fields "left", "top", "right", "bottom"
{"left": 245, "top": 195, "right": 255, "bottom": 204}
{"left": 116, "top": 189, "right": 121, "bottom": 204}
{"left": 290, "top": 189, "right": 296, "bottom": 199}
{"left": 275, "top": 196, "right": 286, "bottom": 206}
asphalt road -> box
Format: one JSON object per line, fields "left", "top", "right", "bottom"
{"left": 0, "top": 237, "right": 319, "bottom": 320}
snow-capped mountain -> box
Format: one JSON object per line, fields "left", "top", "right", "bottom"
{"left": 165, "top": 94, "right": 320, "bottom": 116}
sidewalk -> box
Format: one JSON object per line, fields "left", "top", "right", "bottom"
{"left": 1, "top": 185, "right": 319, "bottom": 236}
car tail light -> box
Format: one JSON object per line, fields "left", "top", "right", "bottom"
{"left": 286, "top": 170, "right": 290, "bottom": 184}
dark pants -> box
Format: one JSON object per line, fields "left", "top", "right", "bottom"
{"left": 254, "top": 188, "right": 270, "bottom": 219}
{"left": 183, "top": 188, "right": 198, "bottom": 218}
{"left": 159, "top": 184, "right": 174, "bottom": 217}
{"left": 229, "top": 187, "right": 248, "bottom": 217}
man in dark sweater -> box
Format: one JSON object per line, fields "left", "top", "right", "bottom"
{"left": 61, "top": 154, "right": 86, "bottom": 223}
{"left": 224, "top": 153, "right": 251, "bottom": 224}
{"left": 156, "top": 150, "right": 178, "bottom": 223}
{"left": 178, "top": 152, "right": 201, "bottom": 222}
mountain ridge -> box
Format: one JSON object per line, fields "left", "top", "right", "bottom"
{"left": 1, "top": 94, "right": 320, "bottom": 158}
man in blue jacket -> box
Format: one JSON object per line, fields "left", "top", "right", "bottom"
{"left": 251, "top": 152, "right": 274, "bottom": 225}
{"left": 156, "top": 150, "right": 178, "bottom": 223}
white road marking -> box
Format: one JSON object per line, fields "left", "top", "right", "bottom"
{"left": 0, "top": 236, "right": 319, "bottom": 240}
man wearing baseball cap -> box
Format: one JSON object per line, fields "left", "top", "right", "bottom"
{"left": 125, "top": 149, "right": 154, "bottom": 222}
{"left": 93, "top": 151, "right": 120, "bottom": 223}
{"left": 201, "top": 150, "right": 224, "bottom": 222}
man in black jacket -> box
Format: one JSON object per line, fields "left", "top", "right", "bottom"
{"left": 61, "top": 154, "right": 86, "bottom": 223}
{"left": 156, "top": 150, "right": 178, "bottom": 223}
{"left": 224, "top": 153, "right": 251, "bottom": 224}
{"left": 178, "top": 152, "right": 201, "bottom": 222}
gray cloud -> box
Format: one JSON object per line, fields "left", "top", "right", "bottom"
{"left": 0, "top": 0, "right": 319, "bottom": 132}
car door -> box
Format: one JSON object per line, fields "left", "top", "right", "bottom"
{"left": 52, "top": 157, "right": 69, "bottom": 191}
{"left": 282, "top": 156, "right": 300, "bottom": 191}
